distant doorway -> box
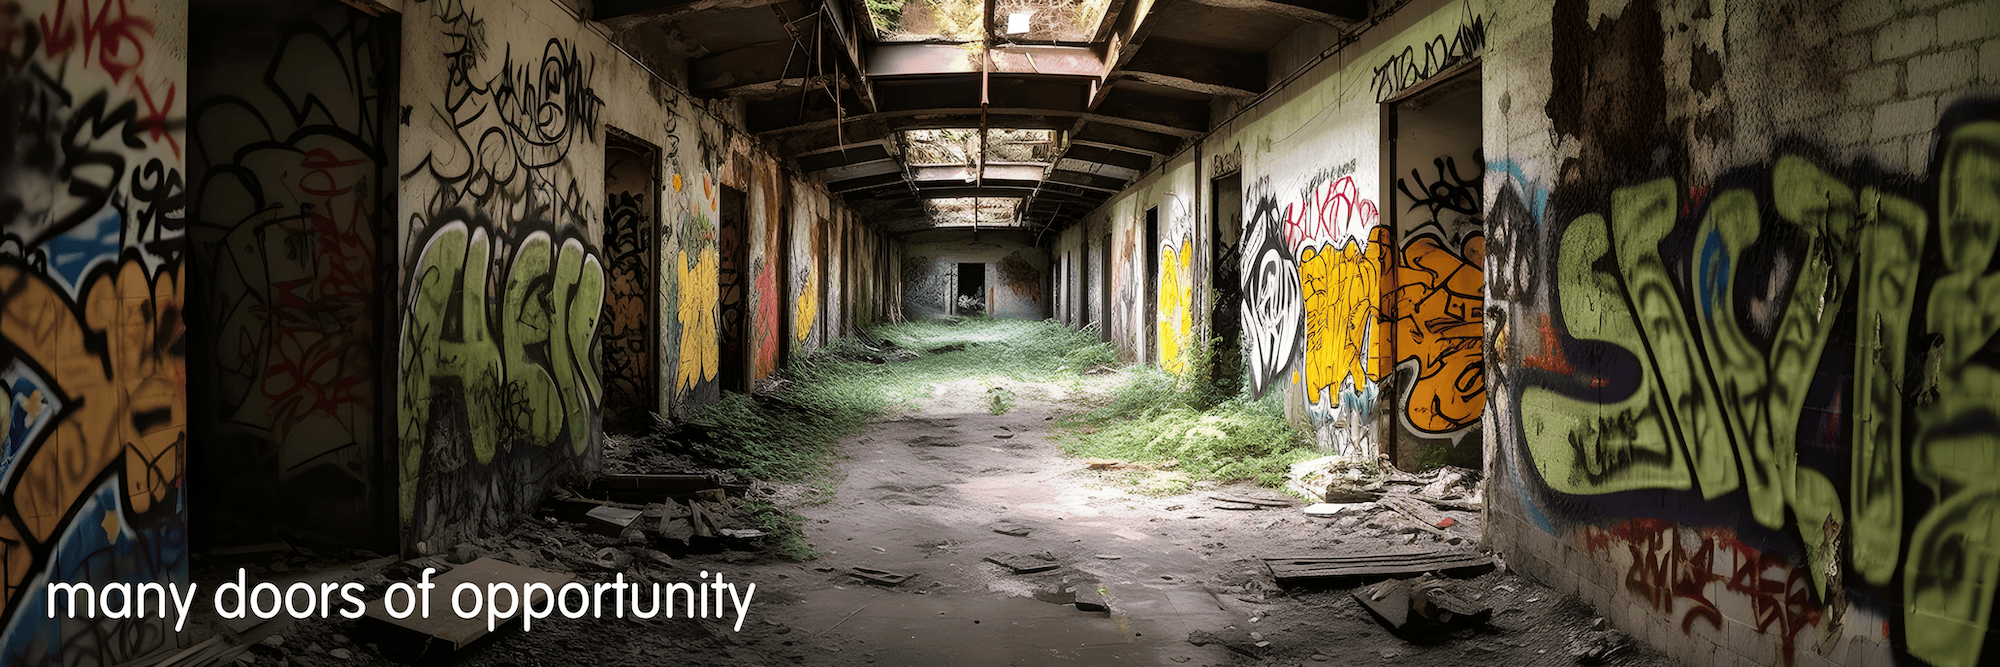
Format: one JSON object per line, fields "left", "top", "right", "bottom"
{"left": 956, "top": 262, "right": 986, "bottom": 315}
{"left": 718, "top": 186, "right": 748, "bottom": 392}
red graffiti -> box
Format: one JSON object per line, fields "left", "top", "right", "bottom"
{"left": 1283, "top": 176, "right": 1379, "bottom": 251}
{"left": 255, "top": 148, "right": 377, "bottom": 445}
{"left": 754, "top": 262, "right": 781, "bottom": 380}
{"left": 37, "top": 0, "right": 150, "bottom": 82}
{"left": 1583, "top": 519, "right": 1822, "bottom": 666}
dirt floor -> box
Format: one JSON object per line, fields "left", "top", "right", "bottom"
{"left": 190, "top": 372, "right": 1682, "bottom": 667}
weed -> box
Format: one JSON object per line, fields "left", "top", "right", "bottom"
{"left": 734, "top": 499, "right": 816, "bottom": 561}
{"left": 986, "top": 384, "right": 1015, "bottom": 414}
{"left": 1057, "top": 338, "right": 1317, "bottom": 492}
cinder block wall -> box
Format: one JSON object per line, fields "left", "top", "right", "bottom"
{"left": 1483, "top": 1, "right": 2000, "bottom": 667}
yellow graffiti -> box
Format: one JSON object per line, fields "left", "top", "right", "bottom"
{"left": 677, "top": 248, "right": 719, "bottom": 390}
{"left": 1297, "top": 227, "right": 1390, "bottom": 397}
{"left": 1158, "top": 239, "right": 1194, "bottom": 375}
{"left": 0, "top": 258, "right": 186, "bottom": 615}
{"left": 795, "top": 270, "right": 819, "bottom": 342}
{"left": 1391, "top": 231, "right": 1486, "bottom": 434}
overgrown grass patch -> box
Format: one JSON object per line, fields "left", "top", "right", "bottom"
{"left": 1056, "top": 340, "right": 1318, "bottom": 494}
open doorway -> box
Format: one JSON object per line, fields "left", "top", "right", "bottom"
{"left": 1145, "top": 207, "right": 1160, "bottom": 366}
{"left": 601, "top": 131, "right": 660, "bottom": 433}
{"left": 1385, "top": 67, "right": 1484, "bottom": 470}
{"left": 1208, "top": 171, "right": 1245, "bottom": 398}
{"left": 956, "top": 262, "right": 987, "bottom": 315}
{"left": 718, "top": 186, "right": 748, "bottom": 392}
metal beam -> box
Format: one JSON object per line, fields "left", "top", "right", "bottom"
{"left": 594, "top": 0, "right": 789, "bottom": 22}
{"left": 1174, "top": 0, "right": 1361, "bottom": 25}
{"left": 1118, "top": 38, "right": 1266, "bottom": 97}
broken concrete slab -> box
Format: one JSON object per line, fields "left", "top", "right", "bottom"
{"left": 1072, "top": 583, "right": 1109, "bottom": 612}
{"left": 984, "top": 553, "right": 1059, "bottom": 574}
{"left": 1211, "top": 501, "right": 1262, "bottom": 511}
{"left": 990, "top": 520, "right": 1032, "bottom": 537}
{"left": 848, "top": 567, "right": 915, "bottom": 585}
{"left": 360, "top": 558, "right": 573, "bottom": 655}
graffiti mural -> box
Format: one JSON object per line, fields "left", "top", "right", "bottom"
{"left": 398, "top": 0, "right": 606, "bottom": 547}
{"left": 1, "top": 0, "right": 186, "bottom": 662}
{"left": 1240, "top": 179, "right": 1301, "bottom": 398}
{"left": 187, "top": 0, "right": 389, "bottom": 546}
{"left": 1497, "top": 102, "right": 2000, "bottom": 667}
{"left": 1390, "top": 153, "right": 1485, "bottom": 438}
{"left": 1156, "top": 237, "right": 1193, "bottom": 375}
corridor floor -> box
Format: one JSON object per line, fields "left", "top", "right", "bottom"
{"left": 496, "top": 373, "right": 1684, "bottom": 667}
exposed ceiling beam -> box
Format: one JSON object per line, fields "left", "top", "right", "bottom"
{"left": 1117, "top": 38, "right": 1265, "bottom": 97}
{"left": 690, "top": 39, "right": 806, "bottom": 93}
{"left": 1174, "top": 0, "right": 1364, "bottom": 25}
{"left": 594, "top": 0, "right": 790, "bottom": 23}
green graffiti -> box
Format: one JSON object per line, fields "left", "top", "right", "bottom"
{"left": 1906, "top": 119, "right": 2000, "bottom": 667}
{"left": 1849, "top": 188, "right": 1925, "bottom": 587}
{"left": 1524, "top": 160, "right": 1930, "bottom": 598}
{"left": 398, "top": 219, "right": 606, "bottom": 521}
{"left": 1521, "top": 206, "right": 1690, "bottom": 494}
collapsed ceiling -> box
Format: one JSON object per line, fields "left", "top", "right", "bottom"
{"left": 596, "top": 0, "right": 1372, "bottom": 233}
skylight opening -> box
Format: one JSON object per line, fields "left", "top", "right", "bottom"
{"left": 868, "top": 0, "right": 1109, "bottom": 43}
{"left": 924, "top": 196, "right": 1022, "bottom": 226}
{"left": 901, "top": 128, "right": 1061, "bottom": 167}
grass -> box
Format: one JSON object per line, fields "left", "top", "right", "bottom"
{"left": 1055, "top": 338, "right": 1318, "bottom": 495}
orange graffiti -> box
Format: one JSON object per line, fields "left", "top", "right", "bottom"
{"left": 1391, "top": 230, "right": 1484, "bottom": 434}
{"left": 1297, "top": 226, "right": 1391, "bottom": 396}
{"left": 0, "top": 257, "right": 186, "bottom": 615}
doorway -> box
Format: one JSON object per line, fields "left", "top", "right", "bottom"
{"left": 956, "top": 263, "right": 987, "bottom": 315}
{"left": 1208, "top": 171, "right": 1245, "bottom": 399}
{"left": 1385, "top": 67, "right": 1484, "bottom": 469}
{"left": 718, "top": 186, "right": 748, "bottom": 392}
{"left": 1145, "top": 207, "right": 1160, "bottom": 366}
{"left": 1099, "top": 233, "right": 1112, "bottom": 343}
{"left": 601, "top": 131, "right": 660, "bottom": 432}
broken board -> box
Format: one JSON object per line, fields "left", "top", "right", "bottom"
{"left": 984, "top": 553, "right": 1059, "bottom": 574}
{"left": 1263, "top": 549, "right": 1492, "bottom": 585}
{"left": 361, "top": 558, "right": 574, "bottom": 653}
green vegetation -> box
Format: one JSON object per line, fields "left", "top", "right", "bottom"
{"left": 985, "top": 384, "right": 1015, "bottom": 414}
{"left": 1056, "top": 337, "right": 1317, "bottom": 494}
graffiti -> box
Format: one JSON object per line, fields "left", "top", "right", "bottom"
{"left": 675, "top": 248, "right": 718, "bottom": 393}
{"left": 188, "top": 6, "right": 385, "bottom": 507}
{"left": 1370, "top": 10, "right": 1485, "bottom": 102}
{"left": 996, "top": 251, "right": 1040, "bottom": 297}
{"left": 1240, "top": 180, "right": 1301, "bottom": 398}
{"left": 1297, "top": 227, "right": 1388, "bottom": 400}
{"left": 1504, "top": 104, "right": 2000, "bottom": 667}
{"left": 404, "top": 0, "right": 603, "bottom": 232}
{"left": 1157, "top": 237, "right": 1192, "bottom": 375}
{"left": 753, "top": 260, "right": 780, "bottom": 374}
{"left": 1581, "top": 519, "right": 1822, "bottom": 664}
{"left": 794, "top": 269, "right": 819, "bottom": 341}
{"left": 1283, "top": 175, "right": 1377, "bottom": 251}
{"left": 397, "top": 216, "right": 604, "bottom": 521}
{"left": 1390, "top": 224, "right": 1484, "bottom": 436}
{"left": 2, "top": 0, "right": 184, "bottom": 662}
{"left": 1397, "top": 152, "right": 1484, "bottom": 221}
{"left": 600, "top": 189, "right": 651, "bottom": 426}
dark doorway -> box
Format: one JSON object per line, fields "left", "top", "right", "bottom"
{"left": 1208, "top": 171, "right": 1245, "bottom": 399}
{"left": 957, "top": 263, "right": 987, "bottom": 315}
{"left": 718, "top": 186, "right": 748, "bottom": 392}
{"left": 601, "top": 131, "right": 660, "bottom": 432}
{"left": 1145, "top": 207, "right": 1160, "bottom": 366}
{"left": 1099, "top": 233, "right": 1113, "bottom": 343}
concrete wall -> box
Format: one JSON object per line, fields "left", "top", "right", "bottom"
{"left": 901, "top": 229, "right": 1049, "bottom": 321}
{"left": 0, "top": 0, "right": 191, "bottom": 663}
{"left": 1055, "top": 0, "right": 2000, "bottom": 665}
{"left": 389, "top": 0, "right": 900, "bottom": 551}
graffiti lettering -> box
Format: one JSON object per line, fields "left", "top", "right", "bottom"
{"left": 1157, "top": 237, "right": 1192, "bottom": 375}
{"left": 1390, "top": 225, "right": 1484, "bottom": 436}
{"left": 1370, "top": 12, "right": 1485, "bottom": 102}
{"left": 397, "top": 217, "right": 604, "bottom": 521}
{"left": 1240, "top": 179, "right": 1300, "bottom": 398}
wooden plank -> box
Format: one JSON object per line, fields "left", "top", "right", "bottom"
{"left": 1264, "top": 550, "right": 1491, "bottom": 584}
{"left": 583, "top": 506, "right": 643, "bottom": 536}
{"left": 361, "top": 558, "right": 574, "bottom": 651}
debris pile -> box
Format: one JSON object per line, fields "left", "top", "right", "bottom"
{"left": 545, "top": 473, "right": 767, "bottom": 553}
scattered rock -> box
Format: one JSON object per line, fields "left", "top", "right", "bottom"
{"left": 1379, "top": 648, "right": 1401, "bottom": 659}
{"left": 328, "top": 648, "right": 352, "bottom": 660}
{"left": 1311, "top": 654, "right": 1330, "bottom": 662}
{"left": 1212, "top": 501, "right": 1262, "bottom": 511}
{"left": 260, "top": 636, "right": 285, "bottom": 649}
{"left": 990, "top": 521, "right": 1032, "bottom": 537}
